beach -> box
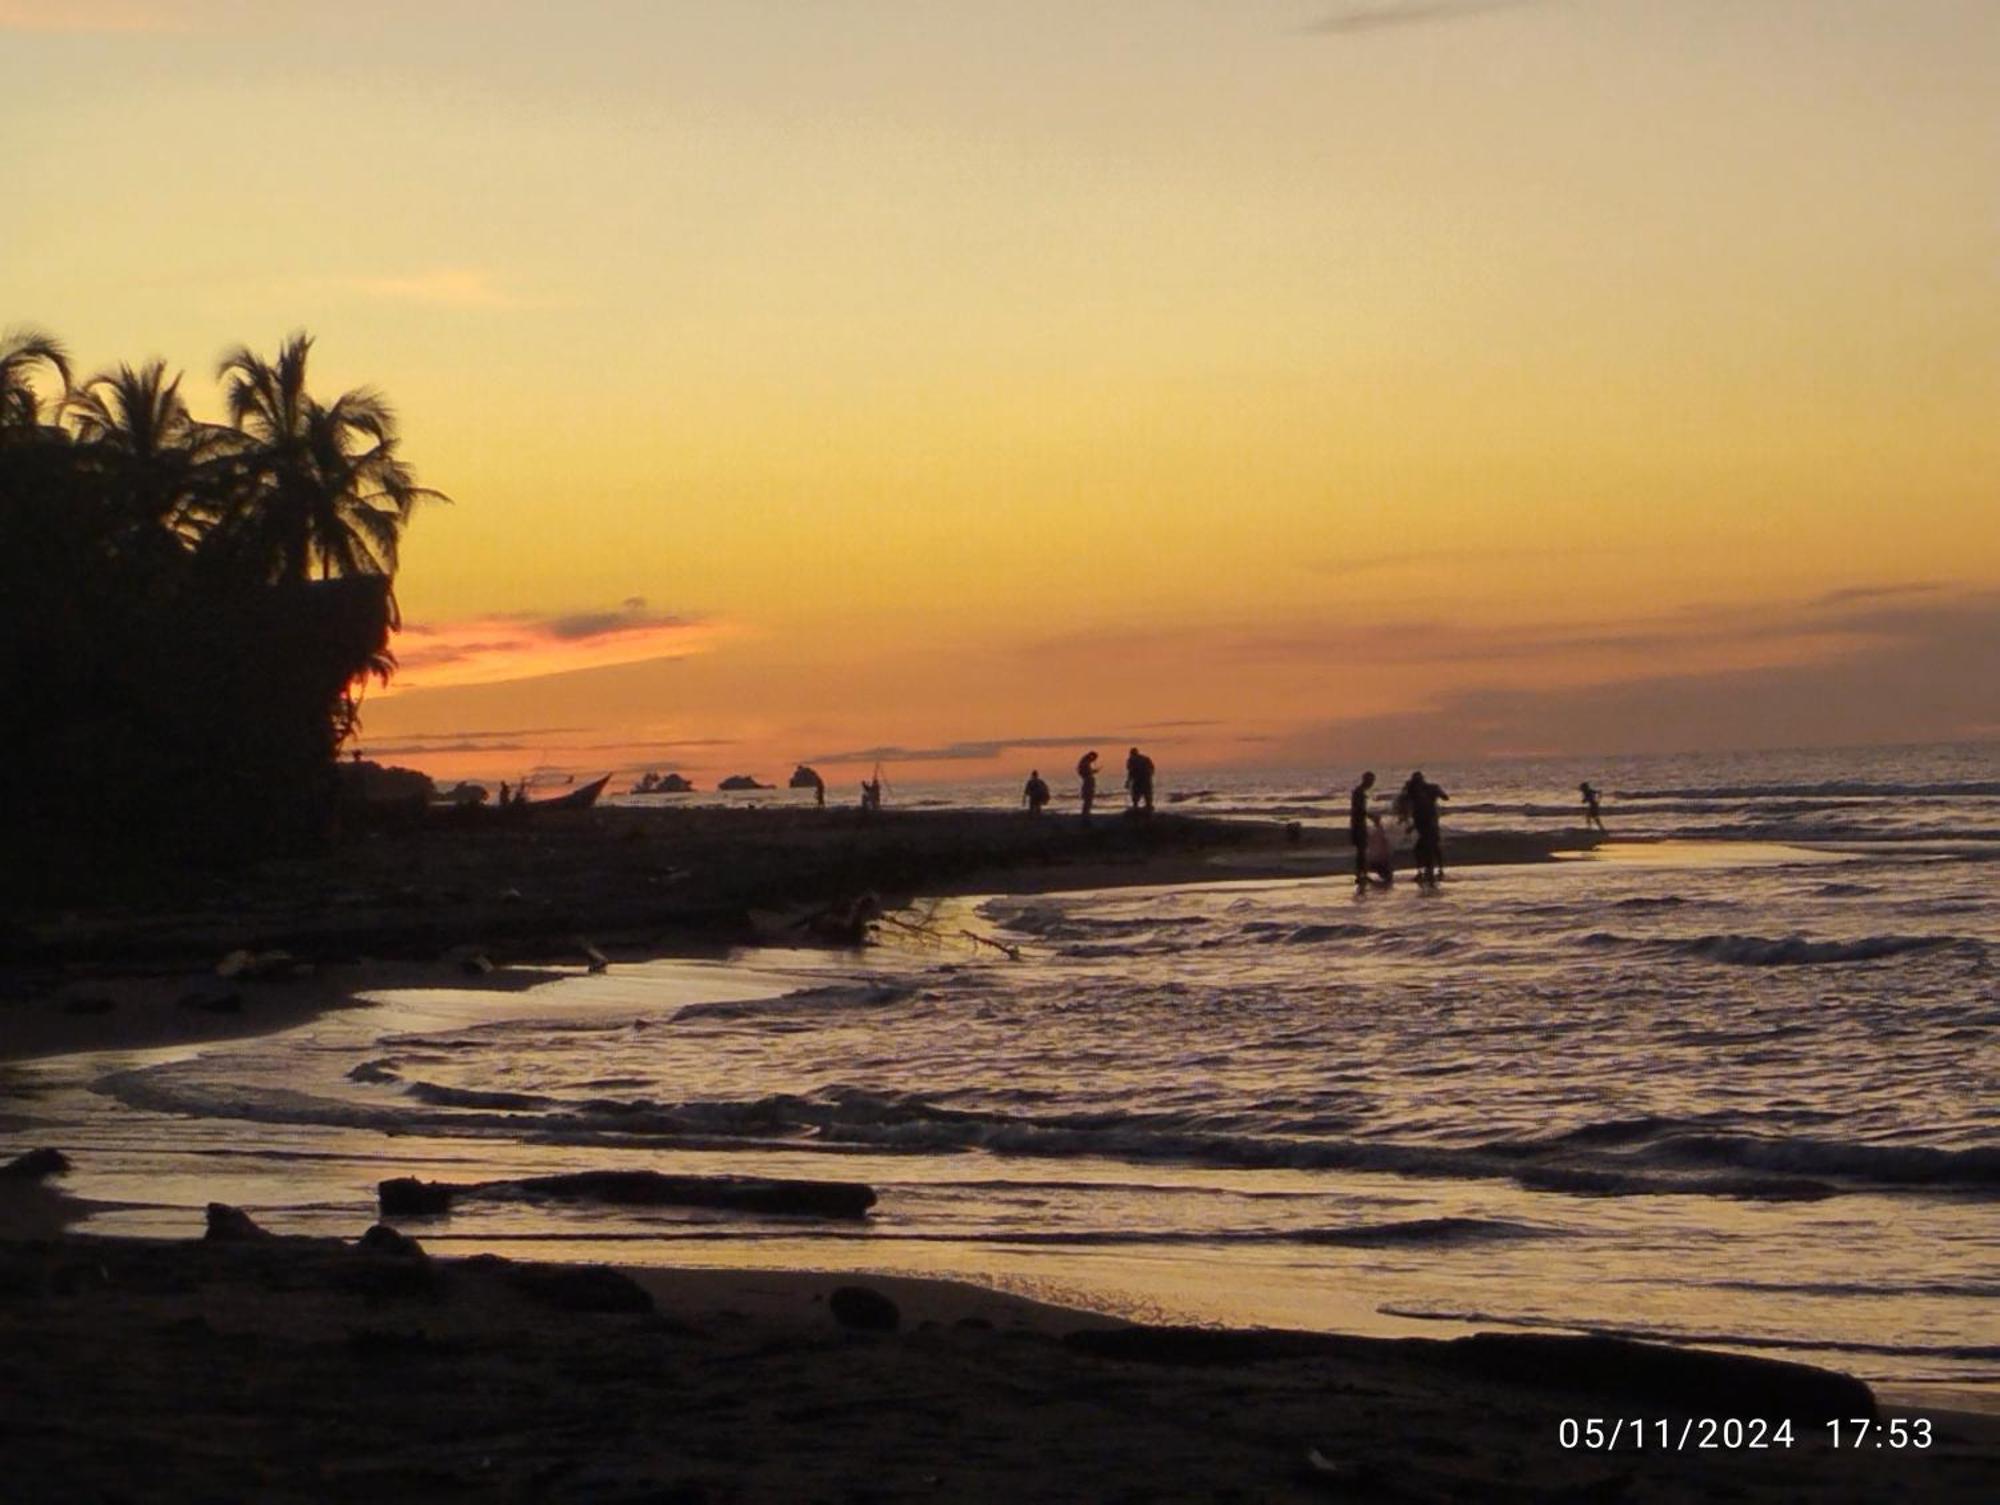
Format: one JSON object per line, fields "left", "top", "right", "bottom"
{"left": 4, "top": 749, "right": 1997, "bottom": 1501}
{"left": 5, "top": 1189, "right": 1996, "bottom": 1503}
{"left": 0, "top": 805, "right": 1588, "bottom": 1062}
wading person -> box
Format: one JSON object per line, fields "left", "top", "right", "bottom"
{"left": 1077, "top": 749, "right": 1099, "bottom": 819}
{"left": 1402, "top": 770, "right": 1449, "bottom": 886}
{"left": 1349, "top": 770, "right": 1377, "bottom": 892}
{"left": 1580, "top": 780, "right": 1606, "bottom": 833}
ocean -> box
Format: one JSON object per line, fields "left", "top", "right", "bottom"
{"left": 7, "top": 741, "right": 1996, "bottom": 1406}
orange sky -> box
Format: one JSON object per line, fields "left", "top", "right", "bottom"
{"left": 7, "top": 2, "right": 1997, "bottom": 785}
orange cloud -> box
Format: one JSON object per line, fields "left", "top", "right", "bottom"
{"left": 383, "top": 598, "right": 732, "bottom": 693}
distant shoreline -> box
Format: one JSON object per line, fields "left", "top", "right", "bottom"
{"left": 0, "top": 807, "right": 1600, "bottom": 1064}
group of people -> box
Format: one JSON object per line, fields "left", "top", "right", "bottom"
{"left": 1024, "top": 747, "right": 1155, "bottom": 817}
{"left": 1349, "top": 773, "right": 1609, "bottom": 890}
{"left": 1015, "top": 755, "right": 1609, "bottom": 886}
{"left": 1349, "top": 770, "right": 1451, "bottom": 891}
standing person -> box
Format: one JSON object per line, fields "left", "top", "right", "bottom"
{"left": 1076, "top": 750, "right": 1100, "bottom": 819}
{"left": 1404, "top": 771, "right": 1449, "bottom": 886}
{"left": 1366, "top": 814, "right": 1395, "bottom": 886}
{"left": 1023, "top": 769, "right": 1051, "bottom": 815}
{"left": 1125, "top": 747, "right": 1156, "bottom": 813}
{"left": 1580, "top": 781, "right": 1606, "bottom": 833}
{"left": 1349, "top": 770, "right": 1377, "bottom": 892}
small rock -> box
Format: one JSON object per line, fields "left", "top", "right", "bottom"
{"left": 204, "top": 1203, "right": 272, "bottom": 1242}
{"left": 507, "top": 1265, "right": 654, "bottom": 1314}
{"left": 1, "top": 1148, "right": 70, "bottom": 1181}
{"left": 177, "top": 991, "right": 244, "bottom": 1013}
{"left": 828, "top": 1284, "right": 900, "bottom": 1333}
{"left": 378, "top": 1177, "right": 454, "bottom": 1216}
{"left": 575, "top": 936, "right": 610, "bottom": 973}
{"left": 356, "top": 1224, "right": 426, "bottom": 1258}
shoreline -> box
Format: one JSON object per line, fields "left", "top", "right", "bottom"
{"left": 2, "top": 807, "right": 1599, "bottom": 1065}
{"left": 2, "top": 1200, "right": 1994, "bottom": 1501}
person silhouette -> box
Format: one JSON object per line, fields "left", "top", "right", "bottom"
{"left": 1402, "top": 771, "right": 1449, "bottom": 885}
{"left": 1366, "top": 814, "right": 1395, "bottom": 887}
{"left": 1076, "top": 750, "right": 1100, "bottom": 819}
{"left": 1023, "top": 769, "right": 1051, "bottom": 815}
{"left": 1580, "top": 781, "right": 1606, "bottom": 833}
{"left": 1349, "top": 770, "right": 1377, "bottom": 891}
{"left": 1125, "top": 747, "right": 1155, "bottom": 813}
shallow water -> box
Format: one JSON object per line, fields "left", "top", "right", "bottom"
{"left": 5, "top": 743, "right": 1996, "bottom": 1402}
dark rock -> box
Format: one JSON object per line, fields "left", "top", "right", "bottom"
{"left": 493, "top": 1170, "right": 877, "bottom": 1220}
{"left": 60, "top": 996, "right": 116, "bottom": 1015}
{"left": 176, "top": 991, "right": 243, "bottom": 1013}
{"left": 718, "top": 775, "right": 773, "bottom": 791}
{"left": 204, "top": 1203, "right": 273, "bottom": 1242}
{"left": 1064, "top": 1327, "right": 1346, "bottom": 1366}
{"left": 953, "top": 1316, "right": 994, "bottom": 1331}
{"left": 1, "top": 1147, "right": 70, "bottom": 1180}
{"left": 1435, "top": 1333, "right": 1877, "bottom": 1426}
{"left": 346, "top": 1326, "right": 455, "bottom": 1359}
{"left": 356, "top": 1223, "right": 426, "bottom": 1258}
{"left": 378, "top": 1177, "right": 454, "bottom": 1216}
{"left": 216, "top": 948, "right": 301, "bottom": 981}
{"left": 828, "top": 1284, "right": 900, "bottom": 1333}
{"left": 506, "top": 1264, "right": 654, "bottom": 1314}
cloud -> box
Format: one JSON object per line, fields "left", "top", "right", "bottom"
{"left": 1809, "top": 581, "right": 1945, "bottom": 608}
{"left": 1033, "top": 581, "right": 1951, "bottom": 676}
{"left": 1305, "top": 0, "right": 1555, "bottom": 35}
{"left": 806, "top": 734, "right": 1136, "bottom": 766}
{"left": 386, "top": 599, "right": 728, "bottom": 692}
{"left": 1276, "top": 589, "right": 2000, "bottom": 760}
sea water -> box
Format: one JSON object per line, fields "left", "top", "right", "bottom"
{"left": 5, "top": 742, "right": 1995, "bottom": 1404}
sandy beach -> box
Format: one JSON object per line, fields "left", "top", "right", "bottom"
{"left": 4, "top": 1178, "right": 1995, "bottom": 1503}
{"left": 5, "top": 802, "right": 1996, "bottom": 1500}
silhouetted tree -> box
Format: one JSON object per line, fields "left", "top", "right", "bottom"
{"left": 64, "top": 359, "right": 232, "bottom": 555}
{"left": 0, "top": 326, "right": 70, "bottom": 441}
{"left": 0, "top": 327, "right": 445, "bottom": 884}
{"left": 214, "top": 333, "right": 442, "bottom": 614}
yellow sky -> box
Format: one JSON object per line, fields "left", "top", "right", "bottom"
{"left": 7, "top": 1, "right": 1997, "bottom": 783}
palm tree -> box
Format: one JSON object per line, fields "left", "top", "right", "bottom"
{"left": 63, "top": 359, "right": 230, "bottom": 546}
{"left": 213, "top": 333, "right": 445, "bottom": 608}
{"left": 0, "top": 326, "right": 71, "bottom": 442}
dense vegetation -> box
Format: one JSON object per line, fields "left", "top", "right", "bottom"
{"left": 0, "top": 328, "right": 444, "bottom": 880}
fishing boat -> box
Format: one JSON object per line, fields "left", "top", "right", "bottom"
{"left": 526, "top": 774, "right": 610, "bottom": 811}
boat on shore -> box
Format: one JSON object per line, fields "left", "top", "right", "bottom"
{"left": 526, "top": 774, "right": 610, "bottom": 811}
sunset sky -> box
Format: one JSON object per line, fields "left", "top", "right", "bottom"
{"left": 7, "top": 0, "right": 1996, "bottom": 785}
